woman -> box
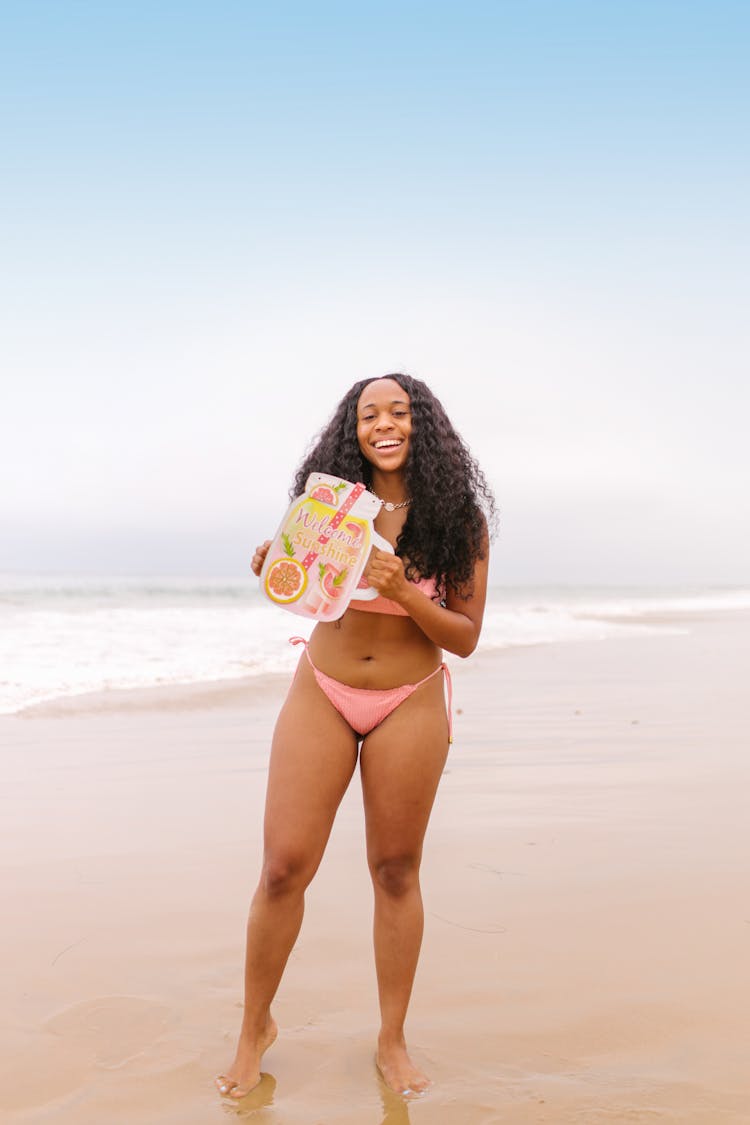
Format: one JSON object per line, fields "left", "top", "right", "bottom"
{"left": 216, "top": 374, "right": 495, "bottom": 1100}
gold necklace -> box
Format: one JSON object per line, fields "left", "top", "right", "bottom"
{"left": 373, "top": 493, "right": 411, "bottom": 512}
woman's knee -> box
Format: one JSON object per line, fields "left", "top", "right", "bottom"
{"left": 260, "top": 850, "right": 314, "bottom": 898}
{"left": 370, "top": 853, "right": 421, "bottom": 898}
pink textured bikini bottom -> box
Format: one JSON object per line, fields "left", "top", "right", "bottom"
{"left": 290, "top": 637, "right": 453, "bottom": 742}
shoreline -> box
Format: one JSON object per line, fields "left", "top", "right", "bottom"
{"left": 5, "top": 584, "right": 749, "bottom": 720}
{"left": 11, "top": 603, "right": 746, "bottom": 720}
{"left": 12, "top": 668, "right": 291, "bottom": 719}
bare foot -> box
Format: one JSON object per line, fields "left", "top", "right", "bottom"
{"left": 215, "top": 1017, "right": 278, "bottom": 1099}
{"left": 376, "top": 1034, "right": 432, "bottom": 1099}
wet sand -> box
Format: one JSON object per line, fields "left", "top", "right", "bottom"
{"left": 1, "top": 611, "right": 749, "bottom": 1123}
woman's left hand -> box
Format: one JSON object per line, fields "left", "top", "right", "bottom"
{"left": 364, "top": 548, "right": 410, "bottom": 603}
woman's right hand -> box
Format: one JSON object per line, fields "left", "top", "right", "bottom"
{"left": 251, "top": 540, "right": 272, "bottom": 577}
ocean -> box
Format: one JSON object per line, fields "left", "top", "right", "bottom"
{"left": 2, "top": 576, "right": 748, "bottom": 715}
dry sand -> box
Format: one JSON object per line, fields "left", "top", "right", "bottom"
{"left": 1, "top": 611, "right": 749, "bottom": 1124}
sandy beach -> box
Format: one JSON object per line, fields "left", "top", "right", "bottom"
{"left": 2, "top": 609, "right": 749, "bottom": 1124}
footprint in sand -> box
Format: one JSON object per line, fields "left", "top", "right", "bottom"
{"left": 1, "top": 997, "right": 173, "bottom": 1113}
{"left": 44, "top": 995, "right": 173, "bottom": 1069}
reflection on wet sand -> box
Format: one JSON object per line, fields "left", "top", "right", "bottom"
{"left": 375, "top": 1064, "right": 425, "bottom": 1125}
{"left": 377, "top": 1083, "right": 413, "bottom": 1125}
{"left": 220, "top": 1072, "right": 276, "bottom": 1116}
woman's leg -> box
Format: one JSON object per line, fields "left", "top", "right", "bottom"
{"left": 359, "top": 671, "right": 450, "bottom": 1096}
{"left": 217, "top": 657, "right": 359, "bottom": 1097}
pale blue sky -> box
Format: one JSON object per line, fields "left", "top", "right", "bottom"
{"left": 2, "top": 1, "right": 748, "bottom": 582}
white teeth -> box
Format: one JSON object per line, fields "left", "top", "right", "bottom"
{"left": 374, "top": 440, "right": 401, "bottom": 449}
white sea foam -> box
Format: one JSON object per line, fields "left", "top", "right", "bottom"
{"left": 477, "top": 585, "right": 750, "bottom": 653}
{"left": 1, "top": 578, "right": 746, "bottom": 715}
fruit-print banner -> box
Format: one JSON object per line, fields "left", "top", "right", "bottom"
{"left": 259, "top": 474, "right": 394, "bottom": 620}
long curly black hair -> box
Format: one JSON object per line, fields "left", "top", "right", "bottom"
{"left": 291, "top": 373, "right": 497, "bottom": 595}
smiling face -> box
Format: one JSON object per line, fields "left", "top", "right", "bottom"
{"left": 356, "top": 378, "right": 412, "bottom": 474}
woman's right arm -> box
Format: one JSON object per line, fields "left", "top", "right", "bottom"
{"left": 364, "top": 524, "right": 490, "bottom": 658}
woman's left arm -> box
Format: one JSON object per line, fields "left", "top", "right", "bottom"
{"left": 364, "top": 535, "right": 490, "bottom": 658}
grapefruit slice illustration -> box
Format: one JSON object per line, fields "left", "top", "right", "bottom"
{"left": 319, "top": 562, "right": 348, "bottom": 599}
{"left": 265, "top": 558, "right": 308, "bottom": 604}
{"left": 344, "top": 520, "right": 364, "bottom": 541}
{"left": 310, "top": 485, "right": 338, "bottom": 506}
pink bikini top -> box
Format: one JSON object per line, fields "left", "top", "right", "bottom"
{"left": 349, "top": 575, "right": 443, "bottom": 617}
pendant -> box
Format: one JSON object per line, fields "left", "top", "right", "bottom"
{"left": 373, "top": 493, "right": 410, "bottom": 511}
